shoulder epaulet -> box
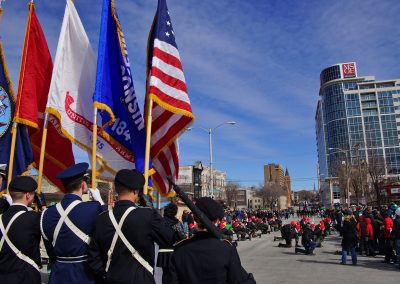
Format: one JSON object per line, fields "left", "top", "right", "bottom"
{"left": 174, "top": 236, "right": 193, "bottom": 247}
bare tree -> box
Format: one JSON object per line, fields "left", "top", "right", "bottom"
{"left": 257, "top": 182, "right": 282, "bottom": 209}
{"left": 367, "top": 150, "right": 386, "bottom": 208}
{"left": 335, "top": 161, "right": 350, "bottom": 203}
{"left": 349, "top": 161, "right": 368, "bottom": 204}
{"left": 225, "top": 182, "right": 239, "bottom": 208}
{"left": 297, "top": 190, "right": 315, "bottom": 203}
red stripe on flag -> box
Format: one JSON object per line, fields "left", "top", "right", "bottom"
{"left": 149, "top": 86, "right": 192, "bottom": 113}
{"left": 152, "top": 109, "right": 174, "bottom": 133}
{"left": 151, "top": 116, "right": 191, "bottom": 158}
{"left": 151, "top": 66, "right": 188, "bottom": 93}
{"left": 169, "top": 143, "right": 179, "bottom": 179}
{"left": 153, "top": 47, "right": 183, "bottom": 70}
{"left": 158, "top": 151, "right": 173, "bottom": 180}
{"left": 153, "top": 173, "right": 168, "bottom": 194}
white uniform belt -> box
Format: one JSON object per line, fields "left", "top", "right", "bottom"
{"left": 52, "top": 200, "right": 91, "bottom": 247}
{"left": 56, "top": 255, "right": 88, "bottom": 263}
{"left": 106, "top": 207, "right": 154, "bottom": 274}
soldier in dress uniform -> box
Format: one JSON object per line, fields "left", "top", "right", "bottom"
{"left": 169, "top": 197, "right": 244, "bottom": 284}
{"left": 0, "top": 176, "right": 43, "bottom": 284}
{"left": 87, "top": 169, "right": 174, "bottom": 284}
{"left": 41, "top": 162, "right": 105, "bottom": 284}
{"left": 0, "top": 164, "right": 12, "bottom": 214}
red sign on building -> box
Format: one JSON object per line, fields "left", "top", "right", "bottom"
{"left": 342, "top": 63, "right": 357, "bottom": 78}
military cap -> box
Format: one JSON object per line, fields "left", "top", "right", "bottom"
{"left": 115, "top": 169, "right": 145, "bottom": 190}
{"left": 195, "top": 197, "right": 224, "bottom": 221}
{"left": 9, "top": 176, "right": 37, "bottom": 192}
{"left": 56, "top": 162, "right": 89, "bottom": 185}
{"left": 0, "top": 164, "right": 6, "bottom": 177}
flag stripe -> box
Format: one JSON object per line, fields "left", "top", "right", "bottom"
{"left": 153, "top": 47, "right": 183, "bottom": 71}
{"left": 151, "top": 116, "right": 191, "bottom": 158}
{"left": 151, "top": 56, "right": 185, "bottom": 83}
{"left": 151, "top": 66, "right": 187, "bottom": 93}
{"left": 149, "top": 77, "right": 189, "bottom": 104}
{"left": 149, "top": 86, "right": 192, "bottom": 112}
{"left": 154, "top": 38, "right": 180, "bottom": 61}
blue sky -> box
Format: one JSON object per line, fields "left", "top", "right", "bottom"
{"left": 1, "top": 0, "right": 400, "bottom": 191}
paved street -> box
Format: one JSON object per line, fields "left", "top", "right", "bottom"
{"left": 238, "top": 222, "right": 399, "bottom": 284}
{"left": 40, "top": 219, "right": 399, "bottom": 284}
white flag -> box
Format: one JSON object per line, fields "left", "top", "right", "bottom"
{"left": 46, "top": 0, "right": 134, "bottom": 178}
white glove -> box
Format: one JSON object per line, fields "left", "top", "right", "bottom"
{"left": 2, "top": 193, "right": 12, "bottom": 205}
{"left": 89, "top": 188, "right": 105, "bottom": 205}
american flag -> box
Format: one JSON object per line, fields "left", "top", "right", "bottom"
{"left": 146, "top": 0, "right": 195, "bottom": 195}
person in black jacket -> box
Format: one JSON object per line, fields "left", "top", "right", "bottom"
{"left": 341, "top": 213, "right": 358, "bottom": 265}
{"left": 300, "top": 224, "right": 317, "bottom": 255}
{"left": 88, "top": 169, "right": 174, "bottom": 284}
{"left": 391, "top": 208, "right": 400, "bottom": 269}
{"left": 0, "top": 176, "right": 43, "bottom": 284}
{"left": 158, "top": 202, "right": 186, "bottom": 284}
{"left": 278, "top": 223, "right": 294, "bottom": 247}
{"left": 163, "top": 203, "right": 186, "bottom": 241}
{"left": 169, "top": 197, "right": 244, "bottom": 284}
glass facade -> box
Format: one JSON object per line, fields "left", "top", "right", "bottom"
{"left": 320, "top": 65, "right": 341, "bottom": 85}
{"left": 316, "top": 63, "right": 400, "bottom": 182}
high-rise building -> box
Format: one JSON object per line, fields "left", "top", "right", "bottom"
{"left": 264, "top": 163, "right": 285, "bottom": 187}
{"left": 316, "top": 62, "right": 400, "bottom": 205}
{"left": 264, "top": 163, "right": 292, "bottom": 208}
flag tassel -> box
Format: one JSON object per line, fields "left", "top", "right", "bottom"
{"left": 91, "top": 107, "right": 98, "bottom": 189}
{"left": 143, "top": 98, "right": 153, "bottom": 195}
{"left": 6, "top": 123, "right": 18, "bottom": 192}
{"left": 37, "top": 112, "right": 49, "bottom": 194}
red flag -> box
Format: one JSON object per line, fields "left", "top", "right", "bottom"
{"left": 146, "top": 0, "right": 195, "bottom": 196}
{"left": 14, "top": 3, "right": 74, "bottom": 190}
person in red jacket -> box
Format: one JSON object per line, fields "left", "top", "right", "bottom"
{"left": 356, "top": 216, "right": 368, "bottom": 255}
{"left": 365, "top": 218, "right": 375, "bottom": 256}
{"left": 382, "top": 213, "right": 395, "bottom": 263}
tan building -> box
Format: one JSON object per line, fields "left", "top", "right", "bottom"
{"left": 264, "top": 163, "right": 285, "bottom": 187}
{"left": 264, "top": 163, "right": 292, "bottom": 208}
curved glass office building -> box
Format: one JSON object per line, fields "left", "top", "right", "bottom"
{"left": 315, "top": 62, "right": 400, "bottom": 205}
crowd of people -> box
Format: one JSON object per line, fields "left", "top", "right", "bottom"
{"left": 179, "top": 205, "right": 400, "bottom": 270}
{"left": 331, "top": 205, "right": 400, "bottom": 267}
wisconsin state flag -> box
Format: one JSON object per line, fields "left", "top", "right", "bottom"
{"left": 14, "top": 3, "right": 74, "bottom": 190}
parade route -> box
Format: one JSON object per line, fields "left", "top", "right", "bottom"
{"left": 238, "top": 224, "right": 399, "bottom": 284}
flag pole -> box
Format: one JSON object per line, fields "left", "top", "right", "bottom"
{"left": 143, "top": 98, "right": 153, "bottom": 195}
{"left": 91, "top": 107, "right": 98, "bottom": 189}
{"left": 36, "top": 112, "right": 49, "bottom": 194}
{"left": 6, "top": 0, "right": 33, "bottom": 192}
{"left": 6, "top": 123, "right": 18, "bottom": 192}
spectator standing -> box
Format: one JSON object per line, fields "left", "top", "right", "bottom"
{"left": 341, "top": 213, "right": 358, "bottom": 265}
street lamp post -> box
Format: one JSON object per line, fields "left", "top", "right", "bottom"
{"left": 208, "top": 122, "right": 236, "bottom": 199}
{"left": 188, "top": 121, "right": 236, "bottom": 199}
{"left": 328, "top": 147, "right": 350, "bottom": 207}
